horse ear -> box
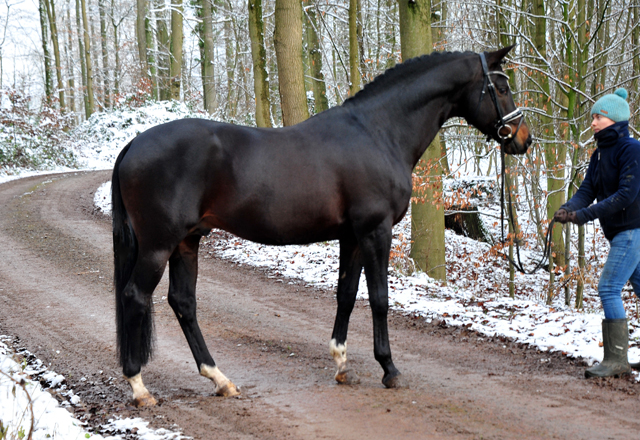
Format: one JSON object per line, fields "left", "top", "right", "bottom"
{"left": 486, "top": 45, "right": 515, "bottom": 67}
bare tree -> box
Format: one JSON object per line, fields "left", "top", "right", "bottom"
{"left": 169, "top": 0, "right": 183, "bottom": 100}
{"left": 248, "top": 0, "right": 272, "bottom": 126}
{"left": 79, "top": 0, "right": 95, "bottom": 115}
{"left": 43, "top": 0, "right": 65, "bottom": 111}
{"left": 348, "top": 0, "right": 360, "bottom": 95}
{"left": 39, "top": 0, "right": 53, "bottom": 104}
{"left": 98, "top": 0, "right": 111, "bottom": 107}
{"left": 199, "top": 0, "right": 217, "bottom": 113}
{"left": 303, "top": 0, "right": 328, "bottom": 114}
{"left": 398, "top": 0, "right": 446, "bottom": 282}
{"left": 274, "top": 0, "right": 308, "bottom": 125}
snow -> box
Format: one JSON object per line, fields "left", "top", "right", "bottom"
{"left": 0, "top": 337, "right": 190, "bottom": 439}
{"left": 69, "top": 100, "right": 209, "bottom": 171}
{"left": 3, "top": 100, "right": 640, "bottom": 439}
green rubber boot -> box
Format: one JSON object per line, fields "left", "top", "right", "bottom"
{"left": 585, "top": 318, "right": 631, "bottom": 378}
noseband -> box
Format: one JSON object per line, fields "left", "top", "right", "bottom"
{"left": 477, "top": 52, "right": 524, "bottom": 142}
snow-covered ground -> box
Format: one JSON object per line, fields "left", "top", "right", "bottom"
{"left": 0, "top": 337, "right": 189, "bottom": 439}
{"left": 2, "top": 100, "right": 639, "bottom": 439}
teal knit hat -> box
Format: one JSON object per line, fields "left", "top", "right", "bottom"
{"left": 591, "top": 88, "right": 630, "bottom": 122}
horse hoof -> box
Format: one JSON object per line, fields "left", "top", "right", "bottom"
{"left": 133, "top": 393, "right": 157, "bottom": 407}
{"left": 216, "top": 382, "right": 240, "bottom": 397}
{"left": 335, "top": 369, "right": 361, "bottom": 385}
{"left": 382, "top": 373, "right": 409, "bottom": 389}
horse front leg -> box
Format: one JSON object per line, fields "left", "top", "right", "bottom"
{"left": 330, "top": 234, "right": 363, "bottom": 385}
{"left": 359, "top": 221, "right": 409, "bottom": 389}
{"left": 168, "top": 235, "right": 239, "bottom": 397}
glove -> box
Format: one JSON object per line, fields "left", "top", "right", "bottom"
{"left": 553, "top": 209, "right": 578, "bottom": 224}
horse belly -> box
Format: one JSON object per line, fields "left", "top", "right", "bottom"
{"left": 202, "top": 190, "right": 345, "bottom": 246}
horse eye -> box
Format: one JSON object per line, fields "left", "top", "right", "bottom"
{"left": 499, "top": 87, "right": 509, "bottom": 94}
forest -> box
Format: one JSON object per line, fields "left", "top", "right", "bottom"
{"left": 1, "top": 0, "right": 639, "bottom": 305}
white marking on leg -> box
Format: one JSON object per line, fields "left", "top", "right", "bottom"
{"left": 200, "top": 364, "right": 240, "bottom": 397}
{"left": 330, "top": 339, "right": 361, "bottom": 384}
{"left": 330, "top": 338, "right": 348, "bottom": 374}
{"left": 126, "top": 373, "right": 157, "bottom": 406}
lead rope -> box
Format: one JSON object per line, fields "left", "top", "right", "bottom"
{"left": 497, "top": 145, "right": 556, "bottom": 275}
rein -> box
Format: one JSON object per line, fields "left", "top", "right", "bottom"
{"left": 476, "top": 52, "right": 554, "bottom": 274}
{"left": 497, "top": 145, "right": 556, "bottom": 275}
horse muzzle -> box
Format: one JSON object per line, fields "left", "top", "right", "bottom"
{"left": 498, "top": 112, "right": 531, "bottom": 155}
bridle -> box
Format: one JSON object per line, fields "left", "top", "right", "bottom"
{"left": 476, "top": 52, "right": 554, "bottom": 275}
{"left": 477, "top": 52, "right": 524, "bottom": 142}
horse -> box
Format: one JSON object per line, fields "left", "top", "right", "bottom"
{"left": 111, "top": 46, "right": 531, "bottom": 406}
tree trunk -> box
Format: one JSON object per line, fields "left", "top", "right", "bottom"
{"left": 399, "top": 0, "right": 446, "bottom": 282}
{"left": 44, "top": 0, "right": 65, "bottom": 111}
{"left": 303, "top": 0, "right": 328, "bottom": 114}
{"left": 169, "top": 0, "right": 183, "bottom": 101}
{"left": 248, "top": 0, "right": 272, "bottom": 127}
{"left": 274, "top": 0, "right": 309, "bottom": 126}
{"left": 497, "top": 0, "right": 518, "bottom": 297}
{"left": 590, "top": 0, "right": 609, "bottom": 98}
{"left": 568, "top": 0, "right": 587, "bottom": 308}
{"left": 136, "top": 0, "right": 149, "bottom": 77}
{"left": 80, "top": 0, "right": 95, "bottom": 116}
{"left": 225, "top": 0, "right": 236, "bottom": 118}
{"left": 156, "top": 0, "right": 170, "bottom": 101}
{"left": 39, "top": 0, "right": 53, "bottom": 105}
{"left": 65, "top": 0, "right": 76, "bottom": 117}
{"left": 532, "top": 0, "right": 565, "bottom": 268}
{"left": 348, "top": 0, "right": 360, "bottom": 95}
{"left": 112, "top": 24, "right": 121, "bottom": 96}
{"left": 110, "top": 0, "right": 123, "bottom": 96}
{"left": 98, "top": 0, "right": 110, "bottom": 108}
{"left": 385, "top": 0, "right": 397, "bottom": 69}
{"left": 147, "top": 8, "right": 157, "bottom": 99}
{"left": 357, "top": 0, "right": 364, "bottom": 83}
{"left": 200, "top": 0, "right": 217, "bottom": 114}
{"left": 76, "top": 0, "right": 89, "bottom": 118}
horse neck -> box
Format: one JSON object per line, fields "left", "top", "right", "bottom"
{"left": 346, "top": 55, "right": 478, "bottom": 169}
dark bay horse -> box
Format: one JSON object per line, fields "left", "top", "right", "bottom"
{"left": 112, "top": 46, "right": 531, "bottom": 406}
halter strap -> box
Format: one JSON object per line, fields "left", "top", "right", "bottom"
{"left": 476, "top": 52, "right": 524, "bottom": 142}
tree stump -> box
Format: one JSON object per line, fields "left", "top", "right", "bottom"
{"left": 445, "top": 206, "right": 492, "bottom": 243}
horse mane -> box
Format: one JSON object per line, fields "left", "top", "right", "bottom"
{"left": 343, "top": 51, "right": 476, "bottom": 106}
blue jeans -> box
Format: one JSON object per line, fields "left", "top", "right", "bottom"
{"left": 598, "top": 228, "right": 640, "bottom": 319}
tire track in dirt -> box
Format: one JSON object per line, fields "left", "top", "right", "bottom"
{"left": 1, "top": 171, "right": 639, "bottom": 440}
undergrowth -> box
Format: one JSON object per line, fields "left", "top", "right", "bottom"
{"left": 0, "top": 360, "right": 34, "bottom": 440}
{"left": 0, "top": 89, "right": 77, "bottom": 174}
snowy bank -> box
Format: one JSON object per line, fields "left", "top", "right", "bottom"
{"left": 0, "top": 337, "right": 190, "bottom": 439}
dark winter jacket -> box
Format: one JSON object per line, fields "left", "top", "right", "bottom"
{"left": 561, "top": 121, "right": 640, "bottom": 240}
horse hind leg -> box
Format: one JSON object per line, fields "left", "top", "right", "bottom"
{"left": 126, "top": 373, "right": 156, "bottom": 407}
{"left": 120, "top": 249, "right": 170, "bottom": 407}
{"left": 330, "top": 235, "right": 363, "bottom": 385}
{"left": 168, "top": 235, "right": 239, "bottom": 397}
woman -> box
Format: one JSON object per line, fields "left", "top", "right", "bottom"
{"left": 554, "top": 88, "right": 640, "bottom": 378}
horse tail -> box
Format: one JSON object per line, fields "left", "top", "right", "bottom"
{"left": 112, "top": 140, "right": 151, "bottom": 367}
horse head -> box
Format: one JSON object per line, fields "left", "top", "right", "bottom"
{"left": 464, "top": 46, "right": 532, "bottom": 155}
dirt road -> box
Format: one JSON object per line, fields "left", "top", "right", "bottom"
{"left": 1, "top": 171, "right": 639, "bottom": 440}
